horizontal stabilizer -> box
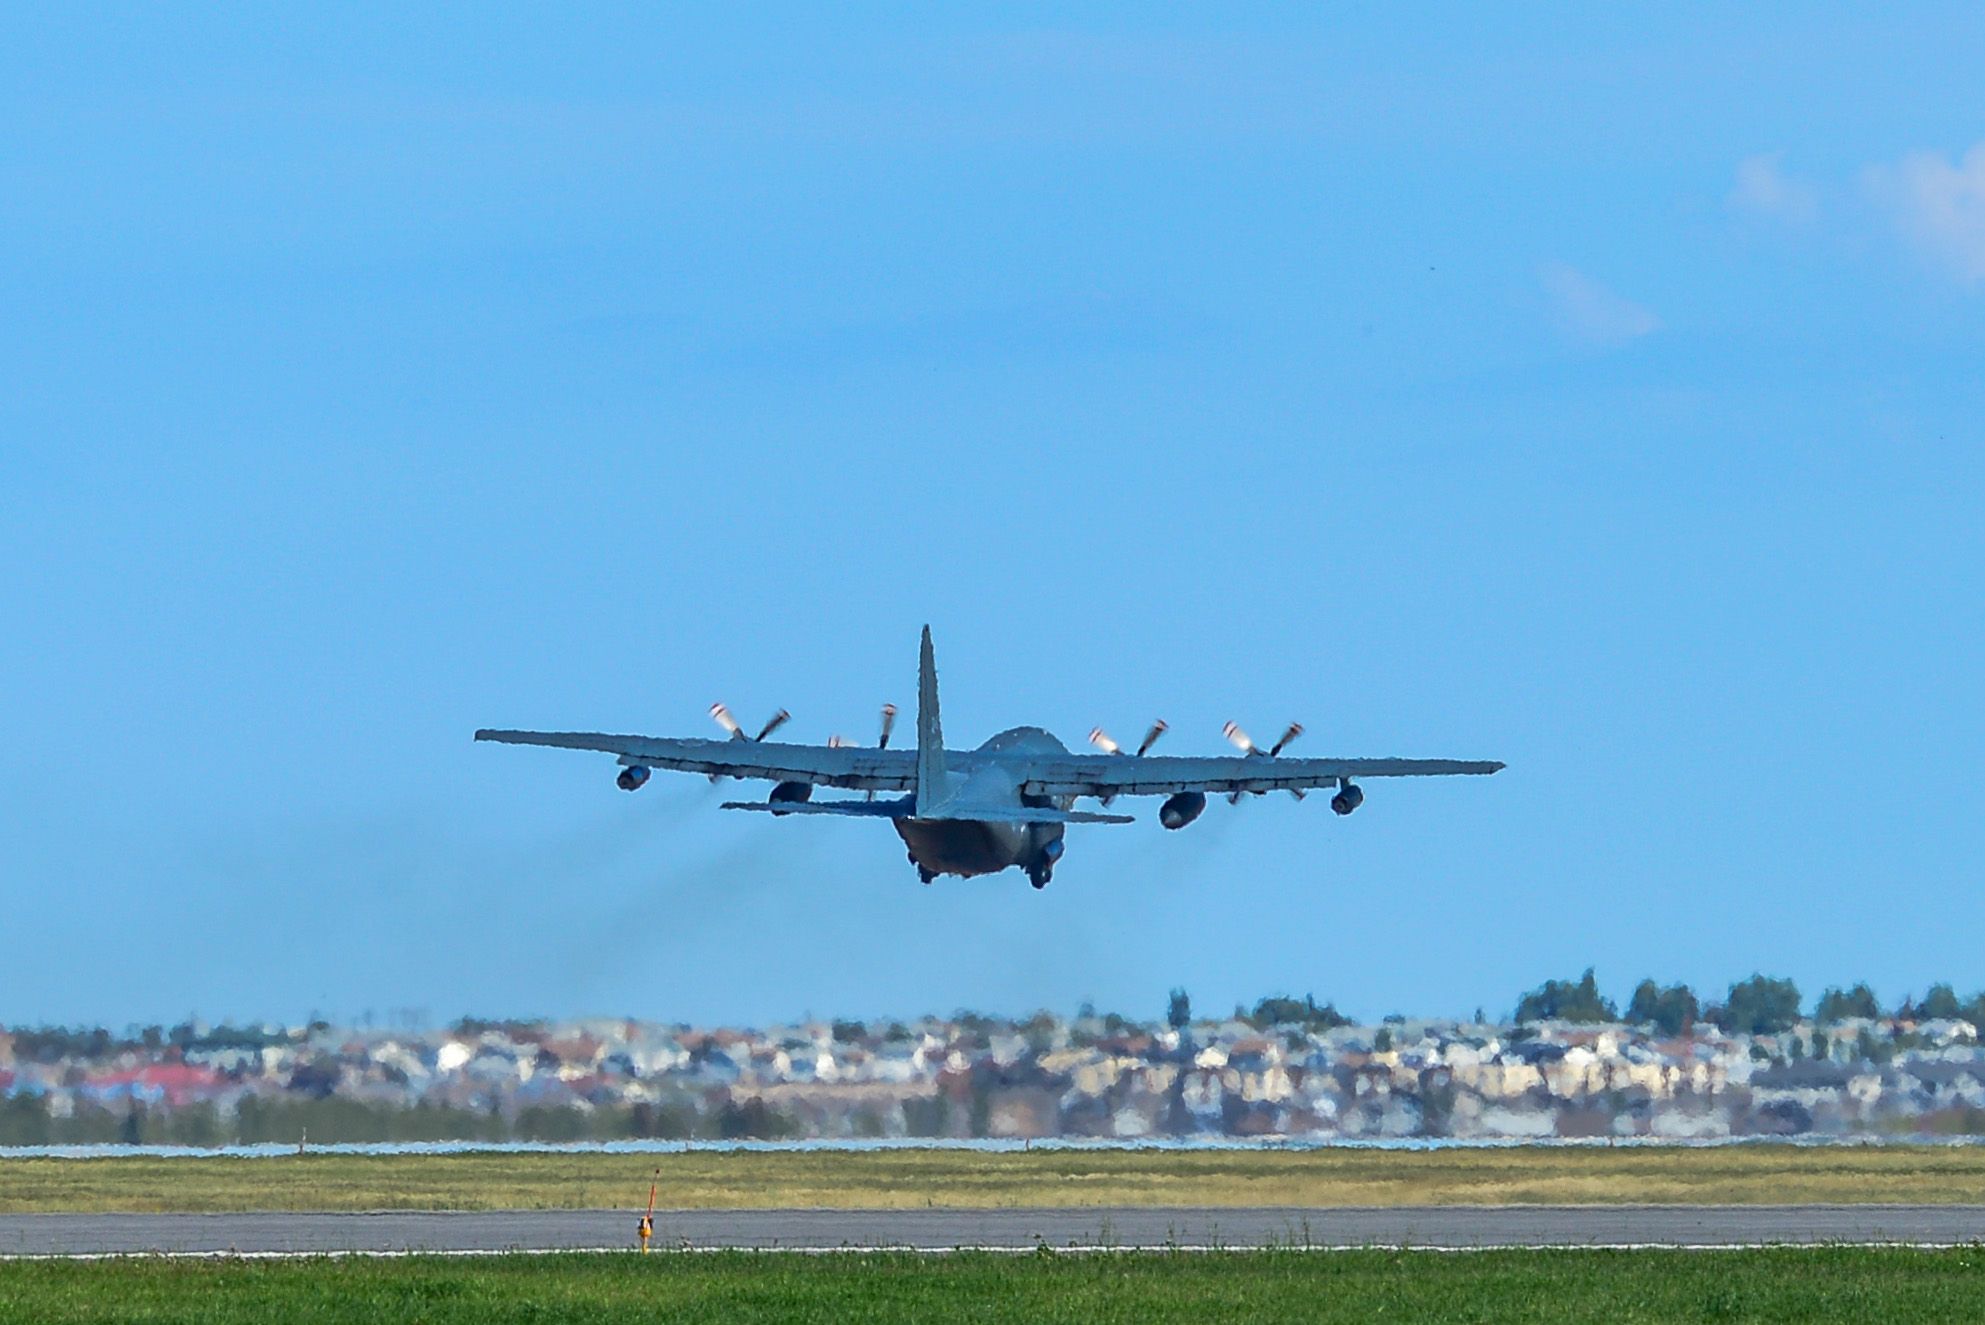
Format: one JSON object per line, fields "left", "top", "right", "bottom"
{"left": 917, "top": 805, "right": 1135, "bottom": 826}
{"left": 721, "top": 798, "right": 913, "bottom": 818}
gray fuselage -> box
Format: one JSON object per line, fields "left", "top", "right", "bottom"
{"left": 892, "top": 727, "right": 1069, "bottom": 880}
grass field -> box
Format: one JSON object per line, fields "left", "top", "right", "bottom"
{"left": 4, "top": 1248, "right": 1985, "bottom": 1323}
{"left": 4, "top": 1145, "right": 1985, "bottom": 1213}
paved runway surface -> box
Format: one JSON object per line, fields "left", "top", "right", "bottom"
{"left": 6, "top": 1205, "right": 1985, "bottom": 1254}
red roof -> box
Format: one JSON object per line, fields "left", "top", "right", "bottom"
{"left": 87, "top": 1063, "right": 226, "bottom": 1105}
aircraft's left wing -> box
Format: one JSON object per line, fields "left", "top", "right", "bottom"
{"left": 473, "top": 731, "right": 918, "bottom": 792}
{"left": 1014, "top": 753, "right": 1503, "bottom": 800}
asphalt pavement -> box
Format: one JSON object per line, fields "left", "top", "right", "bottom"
{"left": 5, "top": 1205, "right": 1985, "bottom": 1255}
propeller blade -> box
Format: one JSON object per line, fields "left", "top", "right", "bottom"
{"left": 1089, "top": 727, "right": 1122, "bottom": 755}
{"left": 710, "top": 703, "right": 743, "bottom": 739}
{"left": 1222, "top": 721, "right": 1257, "bottom": 755}
{"left": 1269, "top": 722, "right": 1304, "bottom": 756}
{"left": 878, "top": 703, "right": 898, "bottom": 749}
{"left": 1136, "top": 720, "right": 1169, "bottom": 757}
{"left": 753, "top": 709, "right": 791, "bottom": 742}
{"left": 828, "top": 735, "right": 851, "bottom": 748}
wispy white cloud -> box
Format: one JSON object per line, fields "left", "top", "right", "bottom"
{"left": 1539, "top": 263, "right": 1661, "bottom": 345}
{"left": 1864, "top": 143, "right": 1985, "bottom": 283}
{"left": 1729, "top": 152, "right": 1819, "bottom": 225}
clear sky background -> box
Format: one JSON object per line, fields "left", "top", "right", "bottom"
{"left": 4, "top": 7, "right": 1982, "bottom": 1030}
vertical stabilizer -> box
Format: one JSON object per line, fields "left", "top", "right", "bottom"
{"left": 915, "top": 625, "right": 950, "bottom": 814}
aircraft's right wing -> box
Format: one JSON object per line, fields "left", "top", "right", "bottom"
{"left": 1015, "top": 753, "right": 1504, "bottom": 800}
{"left": 473, "top": 731, "right": 918, "bottom": 792}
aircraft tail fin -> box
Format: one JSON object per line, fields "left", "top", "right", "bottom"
{"left": 915, "top": 624, "right": 949, "bottom": 814}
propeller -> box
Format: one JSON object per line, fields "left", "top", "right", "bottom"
{"left": 834, "top": 704, "right": 898, "bottom": 752}
{"left": 709, "top": 702, "right": 789, "bottom": 782}
{"left": 866, "top": 702, "right": 899, "bottom": 800}
{"left": 1088, "top": 720, "right": 1166, "bottom": 805}
{"left": 710, "top": 703, "right": 790, "bottom": 743}
{"left": 710, "top": 702, "right": 742, "bottom": 738}
{"left": 1090, "top": 719, "right": 1167, "bottom": 757}
{"left": 1223, "top": 720, "right": 1307, "bottom": 800}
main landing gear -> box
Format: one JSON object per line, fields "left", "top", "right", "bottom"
{"left": 910, "top": 850, "right": 936, "bottom": 885}
{"left": 1026, "top": 836, "right": 1062, "bottom": 890}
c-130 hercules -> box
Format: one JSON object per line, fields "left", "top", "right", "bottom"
{"left": 477, "top": 627, "right": 1502, "bottom": 889}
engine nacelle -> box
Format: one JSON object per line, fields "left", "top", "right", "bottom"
{"left": 1159, "top": 791, "right": 1207, "bottom": 830}
{"left": 1330, "top": 783, "right": 1364, "bottom": 816}
{"left": 769, "top": 781, "right": 813, "bottom": 815}
{"left": 616, "top": 765, "right": 651, "bottom": 791}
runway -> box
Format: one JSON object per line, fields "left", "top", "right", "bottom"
{"left": 5, "top": 1205, "right": 1985, "bottom": 1255}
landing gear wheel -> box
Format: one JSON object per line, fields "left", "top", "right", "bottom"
{"left": 917, "top": 866, "right": 937, "bottom": 885}
{"left": 1027, "top": 865, "right": 1052, "bottom": 890}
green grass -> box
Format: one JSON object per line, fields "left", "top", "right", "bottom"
{"left": 6, "top": 1145, "right": 1985, "bottom": 1214}
{"left": 4, "top": 1248, "right": 1985, "bottom": 1323}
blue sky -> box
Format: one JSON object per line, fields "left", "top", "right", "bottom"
{"left": 4, "top": 7, "right": 1982, "bottom": 1029}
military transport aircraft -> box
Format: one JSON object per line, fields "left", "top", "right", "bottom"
{"left": 477, "top": 627, "right": 1502, "bottom": 889}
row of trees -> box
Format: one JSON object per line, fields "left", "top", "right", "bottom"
{"left": 0, "top": 1092, "right": 799, "bottom": 1148}
{"left": 1188, "top": 975, "right": 1985, "bottom": 1039}
{"left": 9, "top": 979, "right": 1984, "bottom": 1065}
{"left": 1506, "top": 971, "right": 1985, "bottom": 1036}
{"left": 5, "top": 1021, "right": 301, "bottom": 1066}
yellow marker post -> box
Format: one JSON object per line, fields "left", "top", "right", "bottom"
{"left": 638, "top": 1171, "right": 658, "bottom": 1253}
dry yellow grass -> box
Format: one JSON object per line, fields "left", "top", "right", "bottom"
{"left": 4, "top": 1145, "right": 1985, "bottom": 1213}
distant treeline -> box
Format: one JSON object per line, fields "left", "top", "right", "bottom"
{"left": 5, "top": 976, "right": 1981, "bottom": 1068}
{"left": 0, "top": 1094, "right": 800, "bottom": 1149}
{"left": 1215, "top": 975, "right": 1980, "bottom": 1040}
{"left": 4, "top": 1021, "right": 301, "bottom": 1065}
{"left": 1497, "top": 972, "right": 1985, "bottom": 1039}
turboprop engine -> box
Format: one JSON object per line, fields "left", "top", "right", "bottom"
{"left": 769, "top": 781, "right": 813, "bottom": 815}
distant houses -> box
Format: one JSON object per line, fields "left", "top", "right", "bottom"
{"left": 1, "top": 1007, "right": 1983, "bottom": 1145}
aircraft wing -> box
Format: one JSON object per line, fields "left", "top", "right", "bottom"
{"left": 1014, "top": 753, "right": 1504, "bottom": 800}
{"left": 473, "top": 731, "right": 918, "bottom": 792}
